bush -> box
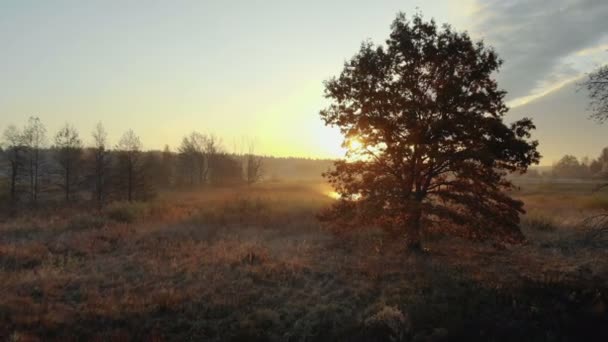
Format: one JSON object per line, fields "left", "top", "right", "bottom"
{"left": 285, "top": 302, "right": 358, "bottom": 340}
{"left": 364, "top": 305, "right": 410, "bottom": 341}
{"left": 237, "top": 309, "right": 281, "bottom": 340}
{"left": 66, "top": 213, "right": 107, "bottom": 231}
{"left": 104, "top": 201, "right": 148, "bottom": 223}
{"left": 523, "top": 214, "right": 557, "bottom": 232}
{"left": 583, "top": 195, "right": 608, "bottom": 210}
{"left": 0, "top": 179, "right": 8, "bottom": 205}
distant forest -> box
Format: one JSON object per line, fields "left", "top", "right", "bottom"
{"left": 515, "top": 147, "right": 608, "bottom": 180}
{"left": 0, "top": 117, "right": 333, "bottom": 210}
{"left": 3, "top": 116, "right": 606, "bottom": 211}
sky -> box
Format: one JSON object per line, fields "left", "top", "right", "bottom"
{"left": 1, "top": 0, "right": 607, "bottom": 165}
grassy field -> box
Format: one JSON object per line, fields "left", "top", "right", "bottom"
{"left": 1, "top": 181, "right": 608, "bottom": 341}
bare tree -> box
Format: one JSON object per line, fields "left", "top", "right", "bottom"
{"left": 178, "top": 132, "right": 210, "bottom": 186}
{"left": 245, "top": 141, "right": 263, "bottom": 185}
{"left": 2, "top": 125, "right": 25, "bottom": 207}
{"left": 91, "top": 122, "right": 111, "bottom": 207}
{"left": 582, "top": 65, "right": 608, "bottom": 123}
{"left": 22, "top": 117, "right": 47, "bottom": 204}
{"left": 159, "top": 144, "right": 174, "bottom": 188}
{"left": 204, "top": 134, "right": 222, "bottom": 184}
{"left": 115, "top": 129, "right": 143, "bottom": 202}
{"left": 211, "top": 153, "right": 243, "bottom": 186}
{"left": 53, "top": 124, "right": 83, "bottom": 202}
{"left": 580, "top": 66, "right": 608, "bottom": 241}
{"left": 178, "top": 132, "right": 200, "bottom": 186}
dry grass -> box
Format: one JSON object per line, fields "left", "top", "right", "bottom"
{"left": 0, "top": 181, "right": 607, "bottom": 341}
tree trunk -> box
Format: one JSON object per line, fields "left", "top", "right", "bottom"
{"left": 33, "top": 149, "right": 39, "bottom": 204}
{"left": 65, "top": 167, "right": 70, "bottom": 202}
{"left": 405, "top": 199, "right": 423, "bottom": 252}
{"left": 10, "top": 162, "right": 17, "bottom": 204}
{"left": 96, "top": 161, "right": 103, "bottom": 207}
{"left": 128, "top": 162, "right": 133, "bottom": 202}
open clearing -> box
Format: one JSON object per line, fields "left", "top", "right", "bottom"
{"left": 1, "top": 181, "right": 608, "bottom": 341}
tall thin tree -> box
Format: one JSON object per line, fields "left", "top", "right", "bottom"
{"left": 116, "top": 129, "right": 143, "bottom": 202}
{"left": 2, "top": 125, "right": 25, "bottom": 207}
{"left": 53, "top": 124, "right": 83, "bottom": 202}
{"left": 91, "top": 122, "right": 111, "bottom": 207}
{"left": 245, "top": 141, "right": 263, "bottom": 185}
{"left": 22, "top": 117, "right": 47, "bottom": 205}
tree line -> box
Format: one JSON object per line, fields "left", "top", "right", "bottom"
{"left": 548, "top": 148, "right": 608, "bottom": 179}
{"left": 0, "top": 117, "right": 263, "bottom": 212}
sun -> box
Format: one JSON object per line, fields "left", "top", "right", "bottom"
{"left": 348, "top": 137, "right": 363, "bottom": 151}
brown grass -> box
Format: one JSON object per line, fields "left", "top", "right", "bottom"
{"left": 0, "top": 181, "right": 607, "bottom": 341}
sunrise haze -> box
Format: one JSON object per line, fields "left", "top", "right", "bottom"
{"left": 1, "top": 0, "right": 607, "bottom": 164}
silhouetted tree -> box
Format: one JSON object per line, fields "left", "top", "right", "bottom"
{"left": 2, "top": 125, "right": 25, "bottom": 207}
{"left": 590, "top": 159, "right": 603, "bottom": 176}
{"left": 178, "top": 132, "right": 208, "bottom": 186}
{"left": 598, "top": 147, "right": 608, "bottom": 174}
{"left": 115, "top": 129, "right": 144, "bottom": 202}
{"left": 319, "top": 13, "right": 540, "bottom": 250}
{"left": 580, "top": 65, "right": 608, "bottom": 240}
{"left": 552, "top": 155, "right": 586, "bottom": 179}
{"left": 245, "top": 142, "right": 263, "bottom": 185}
{"left": 204, "top": 134, "right": 221, "bottom": 184}
{"left": 210, "top": 153, "right": 242, "bottom": 186}
{"left": 139, "top": 151, "right": 160, "bottom": 198}
{"left": 582, "top": 65, "right": 608, "bottom": 122}
{"left": 53, "top": 124, "right": 83, "bottom": 202}
{"left": 22, "top": 117, "right": 47, "bottom": 205}
{"left": 90, "top": 122, "right": 112, "bottom": 207}
{"left": 158, "top": 145, "right": 174, "bottom": 188}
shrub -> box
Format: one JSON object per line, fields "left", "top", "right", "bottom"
{"left": 523, "top": 214, "right": 557, "bottom": 232}
{"left": 583, "top": 195, "right": 608, "bottom": 210}
{"left": 0, "top": 242, "right": 48, "bottom": 271}
{"left": 0, "top": 179, "right": 8, "bottom": 206}
{"left": 290, "top": 303, "right": 354, "bottom": 340}
{"left": 364, "top": 305, "right": 410, "bottom": 341}
{"left": 237, "top": 309, "right": 281, "bottom": 340}
{"left": 104, "top": 201, "right": 148, "bottom": 223}
{"left": 65, "top": 213, "right": 107, "bottom": 231}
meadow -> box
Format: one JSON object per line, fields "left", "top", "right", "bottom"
{"left": 1, "top": 180, "right": 608, "bottom": 341}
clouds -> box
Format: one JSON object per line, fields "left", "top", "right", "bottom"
{"left": 508, "top": 79, "right": 607, "bottom": 163}
{"left": 471, "top": 0, "right": 608, "bottom": 103}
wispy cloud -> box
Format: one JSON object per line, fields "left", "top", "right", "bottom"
{"left": 471, "top": 0, "right": 608, "bottom": 104}
{"left": 575, "top": 43, "right": 608, "bottom": 57}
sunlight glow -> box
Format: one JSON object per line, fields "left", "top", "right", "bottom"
{"left": 325, "top": 191, "right": 363, "bottom": 201}
{"left": 348, "top": 138, "right": 363, "bottom": 151}
{"left": 326, "top": 191, "right": 342, "bottom": 200}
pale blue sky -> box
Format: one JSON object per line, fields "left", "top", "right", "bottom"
{"left": 1, "top": 0, "right": 607, "bottom": 164}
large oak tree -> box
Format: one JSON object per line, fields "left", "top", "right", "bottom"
{"left": 319, "top": 13, "right": 540, "bottom": 250}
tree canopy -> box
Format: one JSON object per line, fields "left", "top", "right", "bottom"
{"left": 319, "top": 13, "right": 540, "bottom": 250}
